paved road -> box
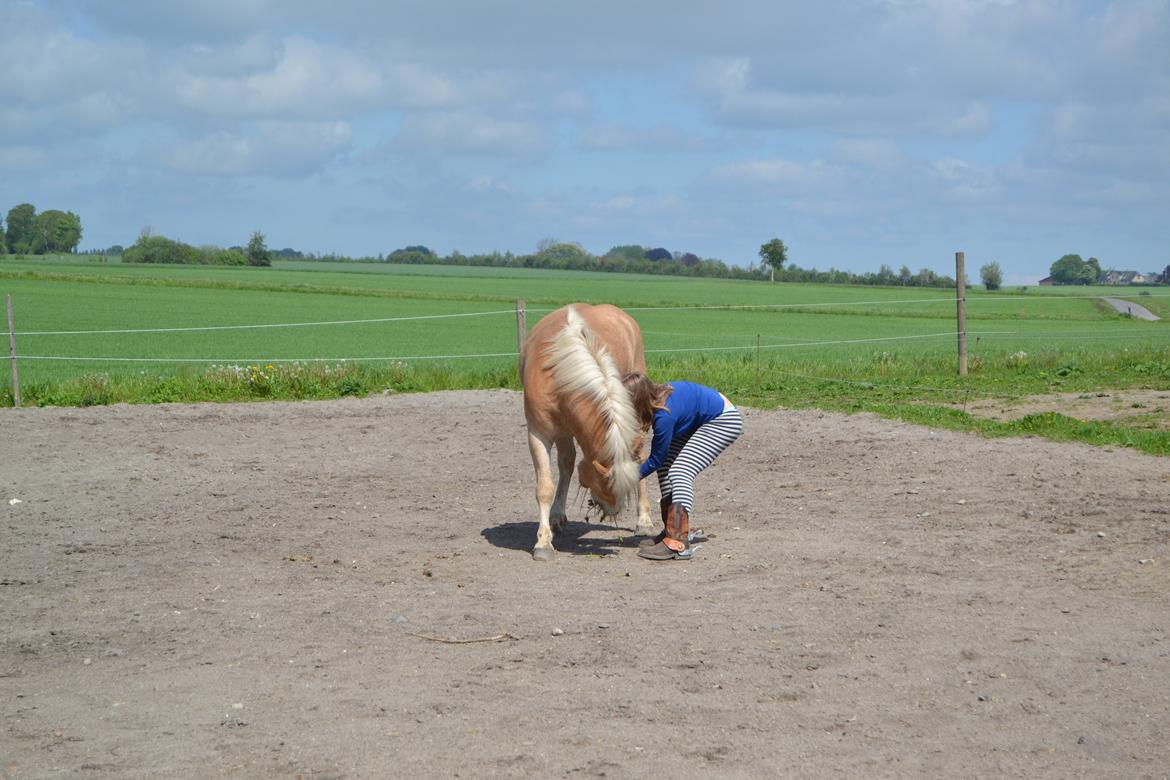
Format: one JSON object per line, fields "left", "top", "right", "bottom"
{"left": 1102, "top": 296, "right": 1160, "bottom": 320}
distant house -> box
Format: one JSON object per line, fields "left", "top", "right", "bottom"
{"left": 1100, "top": 270, "right": 1150, "bottom": 285}
{"left": 1038, "top": 276, "right": 1054, "bottom": 285}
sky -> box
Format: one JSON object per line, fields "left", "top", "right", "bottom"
{"left": 2, "top": 1, "right": 1168, "bottom": 284}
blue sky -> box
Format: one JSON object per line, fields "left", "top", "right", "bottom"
{"left": 2, "top": 0, "right": 1168, "bottom": 283}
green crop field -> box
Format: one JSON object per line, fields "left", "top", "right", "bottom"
{"left": 2, "top": 257, "right": 1168, "bottom": 453}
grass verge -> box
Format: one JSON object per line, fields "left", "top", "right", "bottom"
{"left": 6, "top": 348, "right": 1168, "bottom": 456}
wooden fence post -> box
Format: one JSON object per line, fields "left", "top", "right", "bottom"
{"left": 6, "top": 294, "right": 19, "bottom": 407}
{"left": 955, "top": 252, "right": 967, "bottom": 377}
{"left": 515, "top": 298, "right": 526, "bottom": 376}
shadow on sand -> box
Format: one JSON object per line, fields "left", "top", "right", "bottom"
{"left": 481, "top": 520, "right": 647, "bottom": 557}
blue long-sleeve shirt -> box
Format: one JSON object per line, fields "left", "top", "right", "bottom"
{"left": 639, "top": 381, "right": 727, "bottom": 479}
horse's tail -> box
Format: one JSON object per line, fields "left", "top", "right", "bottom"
{"left": 548, "top": 306, "right": 641, "bottom": 501}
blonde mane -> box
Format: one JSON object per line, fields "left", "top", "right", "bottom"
{"left": 545, "top": 306, "right": 641, "bottom": 503}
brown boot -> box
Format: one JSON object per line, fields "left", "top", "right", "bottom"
{"left": 638, "top": 503, "right": 692, "bottom": 560}
{"left": 638, "top": 496, "right": 673, "bottom": 548}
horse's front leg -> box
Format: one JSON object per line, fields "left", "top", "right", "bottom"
{"left": 634, "top": 478, "right": 655, "bottom": 536}
{"left": 550, "top": 436, "right": 576, "bottom": 535}
{"left": 633, "top": 433, "right": 654, "bottom": 535}
{"left": 528, "top": 430, "right": 557, "bottom": 561}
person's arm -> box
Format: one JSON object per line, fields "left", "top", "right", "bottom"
{"left": 639, "top": 415, "right": 673, "bottom": 479}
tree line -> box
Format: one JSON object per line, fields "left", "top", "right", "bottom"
{"left": 299, "top": 238, "right": 961, "bottom": 288}
{"left": 117, "top": 229, "right": 273, "bottom": 267}
{"left": 24, "top": 208, "right": 1113, "bottom": 291}
{"left": 1, "top": 203, "right": 82, "bottom": 254}
{"left": 1046, "top": 253, "right": 1170, "bottom": 285}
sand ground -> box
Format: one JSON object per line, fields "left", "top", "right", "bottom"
{"left": 3, "top": 390, "right": 1168, "bottom": 778}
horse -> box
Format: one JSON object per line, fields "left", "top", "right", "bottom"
{"left": 520, "top": 303, "right": 655, "bottom": 560}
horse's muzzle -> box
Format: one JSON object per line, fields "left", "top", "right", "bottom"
{"left": 586, "top": 496, "right": 619, "bottom": 519}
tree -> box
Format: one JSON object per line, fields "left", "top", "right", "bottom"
{"left": 604, "top": 245, "right": 647, "bottom": 262}
{"left": 644, "top": 247, "right": 672, "bottom": 262}
{"left": 0, "top": 215, "right": 6, "bottom": 254}
{"left": 387, "top": 245, "right": 436, "bottom": 264}
{"left": 35, "top": 209, "right": 82, "bottom": 253}
{"left": 5, "top": 203, "right": 36, "bottom": 254}
{"left": 1049, "top": 253, "right": 1095, "bottom": 285}
{"left": 246, "top": 231, "right": 272, "bottom": 267}
{"left": 1158, "top": 264, "right": 1170, "bottom": 285}
{"left": 1086, "top": 256, "right": 1102, "bottom": 284}
{"left": 210, "top": 248, "right": 247, "bottom": 266}
{"left": 758, "top": 238, "right": 788, "bottom": 282}
{"left": 123, "top": 234, "right": 201, "bottom": 264}
{"left": 980, "top": 261, "right": 1003, "bottom": 291}
{"left": 533, "top": 241, "right": 592, "bottom": 269}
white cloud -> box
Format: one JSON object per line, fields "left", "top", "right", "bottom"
{"left": 0, "top": 6, "right": 117, "bottom": 102}
{"left": 693, "top": 55, "right": 1001, "bottom": 138}
{"left": 929, "top": 157, "right": 998, "bottom": 200}
{"left": 166, "top": 37, "right": 382, "bottom": 118}
{"left": 596, "top": 193, "right": 680, "bottom": 214}
{"left": 693, "top": 57, "right": 750, "bottom": 97}
{"left": 552, "top": 90, "right": 591, "bottom": 117}
{"left": 463, "top": 176, "right": 515, "bottom": 195}
{"left": 694, "top": 58, "right": 874, "bottom": 128}
{"left": 944, "top": 102, "right": 991, "bottom": 136}
{"left": 577, "top": 123, "right": 711, "bottom": 153}
{"left": 74, "top": 0, "right": 279, "bottom": 41}
{"left": 710, "top": 158, "right": 841, "bottom": 188}
{"left": 394, "top": 111, "right": 546, "bottom": 156}
{"left": 828, "top": 139, "right": 907, "bottom": 171}
{"left": 159, "top": 121, "right": 352, "bottom": 176}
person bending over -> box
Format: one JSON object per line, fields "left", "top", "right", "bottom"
{"left": 622, "top": 372, "right": 743, "bottom": 561}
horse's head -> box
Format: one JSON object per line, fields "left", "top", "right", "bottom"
{"left": 578, "top": 458, "right": 620, "bottom": 516}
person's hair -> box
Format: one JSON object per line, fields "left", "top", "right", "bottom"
{"left": 621, "top": 372, "right": 672, "bottom": 429}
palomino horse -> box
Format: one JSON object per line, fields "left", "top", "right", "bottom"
{"left": 520, "top": 303, "right": 654, "bottom": 560}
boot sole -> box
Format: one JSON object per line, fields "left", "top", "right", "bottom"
{"left": 637, "top": 541, "right": 695, "bottom": 560}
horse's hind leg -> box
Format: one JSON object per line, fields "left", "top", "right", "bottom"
{"left": 550, "top": 436, "right": 576, "bottom": 535}
{"left": 528, "top": 430, "right": 557, "bottom": 561}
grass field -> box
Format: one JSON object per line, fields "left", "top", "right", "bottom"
{"left": 3, "top": 256, "right": 1168, "bottom": 453}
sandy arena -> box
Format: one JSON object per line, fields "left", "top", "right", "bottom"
{"left": 2, "top": 390, "right": 1168, "bottom": 778}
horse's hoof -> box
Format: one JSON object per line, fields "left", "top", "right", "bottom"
{"left": 532, "top": 547, "right": 556, "bottom": 562}
{"left": 634, "top": 521, "right": 656, "bottom": 536}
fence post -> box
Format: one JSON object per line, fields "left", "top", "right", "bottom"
{"left": 6, "top": 294, "right": 19, "bottom": 407}
{"left": 515, "top": 298, "right": 526, "bottom": 375}
{"left": 955, "top": 252, "right": 967, "bottom": 377}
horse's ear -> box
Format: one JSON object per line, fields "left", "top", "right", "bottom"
{"left": 592, "top": 459, "right": 612, "bottom": 479}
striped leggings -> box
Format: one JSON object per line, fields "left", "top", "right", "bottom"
{"left": 656, "top": 405, "right": 743, "bottom": 513}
